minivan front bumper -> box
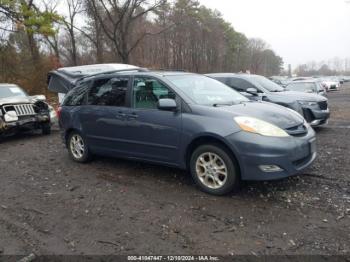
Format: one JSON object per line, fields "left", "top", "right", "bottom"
{"left": 225, "top": 127, "right": 316, "bottom": 181}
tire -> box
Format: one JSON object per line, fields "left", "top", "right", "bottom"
{"left": 190, "top": 144, "right": 240, "bottom": 195}
{"left": 41, "top": 123, "right": 51, "bottom": 135}
{"left": 67, "top": 131, "right": 92, "bottom": 163}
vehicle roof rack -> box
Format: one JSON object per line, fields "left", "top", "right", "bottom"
{"left": 76, "top": 68, "right": 149, "bottom": 82}
{"left": 48, "top": 66, "right": 149, "bottom": 94}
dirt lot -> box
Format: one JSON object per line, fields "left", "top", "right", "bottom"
{"left": 0, "top": 85, "right": 349, "bottom": 256}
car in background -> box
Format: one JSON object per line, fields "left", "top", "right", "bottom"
{"left": 286, "top": 80, "right": 327, "bottom": 97}
{"left": 52, "top": 66, "right": 317, "bottom": 195}
{"left": 338, "top": 77, "right": 344, "bottom": 85}
{"left": 321, "top": 77, "right": 340, "bottom": 91}
{"left": 291, "top": 77, "right": 314, "bottom": 82}
{"left": 206, "top": 73, "right": 330, "bottom": 126}
{"left": 0, "top": 83, "right": 53, "bottom": 138}
{"left": 343, "top": 76, "right": 350, "bottom": 83}
{"left": 269, "top": 77, "right": 291, "bottom": 87}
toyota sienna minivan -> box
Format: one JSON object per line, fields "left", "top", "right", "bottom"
{"left": 54, "top": 68, "right": 316, "bottom": 195}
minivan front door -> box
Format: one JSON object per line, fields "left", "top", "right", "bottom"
{"left": 121, "top": 76, "right": 182, "bottom": 165}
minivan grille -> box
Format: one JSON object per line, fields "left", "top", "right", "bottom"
{"left": 4, "top": 104, "right": 36, "bottom": 116}
{"left": 318, "top": 101, "right": 328, "bottom": 110}
{"left": 293, "top": 154, "right": 312, "bottom": 168}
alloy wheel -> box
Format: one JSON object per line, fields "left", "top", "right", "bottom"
{"left": 195, "top": 152, "right": 228, "bottom": 189}
{"left": 70, "top": 134, "right": 85, "bottom": 159}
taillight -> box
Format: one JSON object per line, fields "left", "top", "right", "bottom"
{"left": 56, "top": 106, "right": 62, "bottom": 119}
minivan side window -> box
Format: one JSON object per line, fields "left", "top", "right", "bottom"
{"left": 63, "top": 81, "right": 90, "bottom": 106}
{"left": 88, "top": 77, "right": 129, "bottom": 106}
{"left": 133, "top": 77, "right": 176, "bottom": 109}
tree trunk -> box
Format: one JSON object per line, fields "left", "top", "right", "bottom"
{"left": 27, "top": 33, "right": 40, "bottom": 63}
{"left": 70, "top": 27, "right": 78, "bottom": 66}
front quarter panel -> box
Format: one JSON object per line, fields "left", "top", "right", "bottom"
{"left": 178, "top": 105, "right": 241, "bottom": 168}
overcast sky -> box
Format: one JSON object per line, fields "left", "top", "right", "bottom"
{"left": 199, "top": 0, "right": 350, "bottom": 68}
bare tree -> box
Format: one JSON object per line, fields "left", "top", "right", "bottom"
{"left": 63, "top": 0, "right": 83, "bottom": 66}
{"left": 41, "top": 0, "right": 61, "bottom": 61}
{"left": 1, "top": 0, "right": 288, "bottom": 99}
{"left": 87, "top": 0, "right": 167, "bottom": 63}
{"left": 81, "top": 0, "right": 106, "bottom": 63}
{"left": 247, "top": 38, "right": 268, "bottom": 74}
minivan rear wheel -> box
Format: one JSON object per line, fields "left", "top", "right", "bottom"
{"left": 67, "top": 131, "right": 92, "bottom": 163}
{"left": 190, "top": 144, "right": 240, "bottom": 195}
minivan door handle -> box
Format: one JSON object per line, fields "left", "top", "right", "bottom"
{"left": 127, "top": 112, "right": 139, "bottom": 120}
{"left": 116, "top": 111, "right": 127, "bottom": 119}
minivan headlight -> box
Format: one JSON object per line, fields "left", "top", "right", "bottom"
{"left": 234, "top": 116, "right": 289, "bottom": 137}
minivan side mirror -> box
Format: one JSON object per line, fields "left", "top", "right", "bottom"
{"left": 246, "top": 88, "right": 259, "bottom": 96}
{"left": 157, "top": 98, "right": 177, "bottom": 111}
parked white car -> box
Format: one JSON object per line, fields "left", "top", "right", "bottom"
{"left": 321, "top": 77, "right": 340, "bottom": 91}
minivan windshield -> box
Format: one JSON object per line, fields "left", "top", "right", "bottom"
{"left": 248, "top": 75, "right": 285, "bottom": 92}
{"left": 166, "top": 75, "right": 249, "bottom": 106}
{"left": 0, "top": 85, "right": 27, "bottom": 99}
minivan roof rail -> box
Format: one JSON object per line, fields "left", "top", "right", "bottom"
{"left": 48, "top": 66, "right": 149, "bottom": 94}
{"left": 76, "top": 68, "right": 149, "bottom": 82}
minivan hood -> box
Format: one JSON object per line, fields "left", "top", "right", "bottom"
{"left": 218, "top": 101, "right": 304, "bottom": 129}
{"left": 268, "top": 90, "right": 327, "bottom": 102}
{"left": 0, "top": 96, "right": 31, "bottom": 106}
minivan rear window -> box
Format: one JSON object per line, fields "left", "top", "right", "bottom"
{"left": 88, "top": 78, "right": 129, "bottom": 107}
{"left": 63, "top": 82, "right": 90, "bottom": 106}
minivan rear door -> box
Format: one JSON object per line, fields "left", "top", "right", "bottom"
{"left": 79, "top": 76, "right": 134, "bottom": 155}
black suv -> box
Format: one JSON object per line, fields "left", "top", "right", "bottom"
{"left": 207, "top": 73, "right": 330, "bottom": 126}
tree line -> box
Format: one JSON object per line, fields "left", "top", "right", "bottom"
{"left": 294, "top": 57, "right": 350, "bottom": 77}
{"left": 0, "top": 0, "right": 283, "bottom": 97}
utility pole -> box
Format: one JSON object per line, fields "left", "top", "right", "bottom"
{"left": 288, "top": 64, "right": 292, "bottom": 77}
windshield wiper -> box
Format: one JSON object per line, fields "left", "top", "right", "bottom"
{"left": 239, "top": 100, "right": 252, "bottom": 104}
{"left": 213, "top": 102, "right": 235, "bottom": 107}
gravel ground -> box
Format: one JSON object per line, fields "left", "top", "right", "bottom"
{"left": 0, "top": 84, "right": 349, "bottom": 256}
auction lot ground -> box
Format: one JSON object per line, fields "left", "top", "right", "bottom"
{"left": 0, "top": 85, "right": 349, "bottom": 256}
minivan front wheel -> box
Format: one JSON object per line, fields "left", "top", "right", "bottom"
{"left": 67, "top": 131, "right": 91, "bottom": 163}
{"left": 190, "top": 144, "right": 240, "bottom": 195}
